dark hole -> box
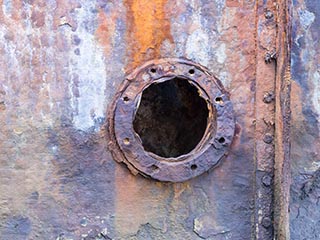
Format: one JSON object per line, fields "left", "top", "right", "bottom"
{"left": 218, "top": 137, "right": 225, "bottom": 143}
{"left": 150, "top": 165, "right": 159, "bottom": 172}
{"left": 133, "top": 78, "right": 209, "bottom": 158}
{"left": 123, "top": 96, "right": 129, "bottom": 102}
{"left": 215, "top": 96, "right": 223, "bottom": 103}
{"left": 191, "top": 164, "right": 197, "bottom": 170}
{"left": 189, "top": 69, "right": 195, "bottom": 75}
{"left": 150, "top": 68, "right": 157, "bottom": 73}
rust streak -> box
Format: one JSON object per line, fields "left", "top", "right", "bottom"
{"left": 95, "top": 9, "right": 117, "bottom": 56}
{"left": 124, "top": 0, "right": 172, "bottom": 69}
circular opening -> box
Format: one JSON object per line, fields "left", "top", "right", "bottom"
{"left": 191, "top": 164, "right": 197, "bottom": 170}
{"left": 189, "top": 69, "right": 195, "bottom": 75}
{"left": 215, "top": 96, "right": 223, "bottom": 104}
{"left": 123, "top": 96, "right": 129, "bottom": 102}
{"left": 133, "top": 77, "right": 209, "bottom": 158}
{"left": 218, "top": 137, "right": 225, "bottom": 143}
{"left": 150, "top": 68, "right": 157, "bottom": 73}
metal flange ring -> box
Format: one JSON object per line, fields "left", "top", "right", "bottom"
{"left": 107, "top": 58, "right": 235, "bottom": 182}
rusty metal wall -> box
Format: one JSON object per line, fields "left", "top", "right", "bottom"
{"left": 0, "top": 1, "right": 257, "bottom": 239}
{"left": 1, "top": 0, "right": 316, "bottom": 239}
{"left": 290, "top": 0, "right": 320, "bottom": 239}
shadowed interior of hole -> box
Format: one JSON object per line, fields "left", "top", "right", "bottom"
{"left": 133, "top": 77, "right": 209, "bottom": 158}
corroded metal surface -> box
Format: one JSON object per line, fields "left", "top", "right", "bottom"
{"left": 253, "top": 0, "right": 277, "bottom": 238}
{"left": 273, "top": 0, "right": 292, "bottom": 239}
{"left": 0, "top": 0, "right": 306, "bottom": 239}
{"left": 108, "top": 58, "right": 235, "bottom": 182}
{"left": 290, "top": 0, "right": 320, "bottom": 239}
{"left": 0, "top": 1, "right": 257, "bottom": 239}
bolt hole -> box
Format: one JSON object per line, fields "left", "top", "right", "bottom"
{"left": 218, "top": 137, "right": 225, "bottom": 144}
{"left": 150, "top": 165, "right": 159, "bottom": 172}
{"left": 150, "top": 68, "right": 157, "bottom": 73}
{"left": 189, "top": 69, "right": 195, "bottom": 75}
{"left": 123, "top": 138, "right": 130, "bottom": 145}
{"left": 215, "top": 96, "right": 223, "bottom": 104}
{"left": 191, "top": 164, "right": 197, "bottom": 170}
{"left": 123, "top": 96, "right": 129, "bottom": 102}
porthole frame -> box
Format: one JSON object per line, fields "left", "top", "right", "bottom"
{"left": 107, "top": 58, "right": 235, "bottom": 182}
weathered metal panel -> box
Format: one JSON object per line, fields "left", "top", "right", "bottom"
{"left": 2, "top": 0, "right": 311, "bottom": 239}
{"left": 254, "top": 1, "right": 277, "bottom": 239}
{"left": 290, "top": 0, "right": 320, "bottom": 239}
{"left": 0, "top": 1, "right": 257, "bottom": 239}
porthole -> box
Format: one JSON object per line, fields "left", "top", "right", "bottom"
{"left": 107, "top": 58, "right": 235, "bottom": 182}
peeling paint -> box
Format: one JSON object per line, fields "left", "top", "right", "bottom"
{"left": 298, "top": 9, "right": 315, "bottom": 30}
{"left": 2, "top": 0, "right": 12, "bottom": 17}
{"left": 186, "top": 28, "right": 210, "bottom": 66}
{"left": 185, "top": 2, "right": 210, "bottom": 66}
{"left": 311, "top": 71, "right": 320, "bottom": 124}
{"left": 68, "top": 2, "right": 107, "bottom": 131}
{"left": 216, "top": 43, "right": 227, "bottom": 64}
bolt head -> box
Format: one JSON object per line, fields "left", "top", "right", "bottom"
{"left": 262, "top": 217, "right": 272, "bottom": 228}
{"left": 263, "top": 133, "right": 273, "bottom": 144}
{"left": 263, "top": 91, "right": 275, "bottom": 103}
{"left": 262, "top": 174, "right": 272, "bottom": 187}
{"left": 265, "top": 10, "right": 274, "bottom": 19}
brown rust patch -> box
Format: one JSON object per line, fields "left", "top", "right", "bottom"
{"left": 31, "top": 10, "right": 45, "bottom": 28}
{"left": 95, "top": 9, "right": 117, "bottom": 56}
{"left": 226, "top": 0, "right": 242, "bottom": 8}
{"left": 124, "top": 0, "right": 173, "bottom": 69}
{"left": 253, "top": 0, "right": 278, "bottom": 238}
{"left": 273, "top": 0, "right": 292, "bottom": 238}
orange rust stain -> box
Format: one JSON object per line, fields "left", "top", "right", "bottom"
{"left": 95, "top": 9, "right": 117, "bottom": 56}
{"left": 124, "top": 0, "right": 173, "bottom": 69}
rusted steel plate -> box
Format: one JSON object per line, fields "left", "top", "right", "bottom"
{"left": 254, "top": 0, "right": 277, "bottom": 238}
{"left": 0, "top": 0, "right": 259, "bottom": 239}
{"left": 107, "top": 58, "right": 235, "bottom": 182}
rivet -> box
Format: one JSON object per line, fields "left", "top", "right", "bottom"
{"left": 262, "top": 174, "right": 272, "bottom": 187}
{"left": 264, "top": 49, "right": 277, "bottom": 64}
{"left": 265, "top": 10, "right": 274, "bottom": 19}
{"left": 263, "top": 133, "right": 273, "bottom": 144}
{"left": 263, "top": 91, "right": 275, "bottom": 103}
{"left": 80, "top": 217, "right": 88, "bottom": 227}
{"left": 262, "top": 217, "right": 272, "bottom": 228}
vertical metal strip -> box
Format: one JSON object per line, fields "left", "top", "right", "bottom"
{"left": 274, "top": 0, "right": 292, "bottom": 239}
{"left": 254, "top": 0, "right": 278, "bottom": 239}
